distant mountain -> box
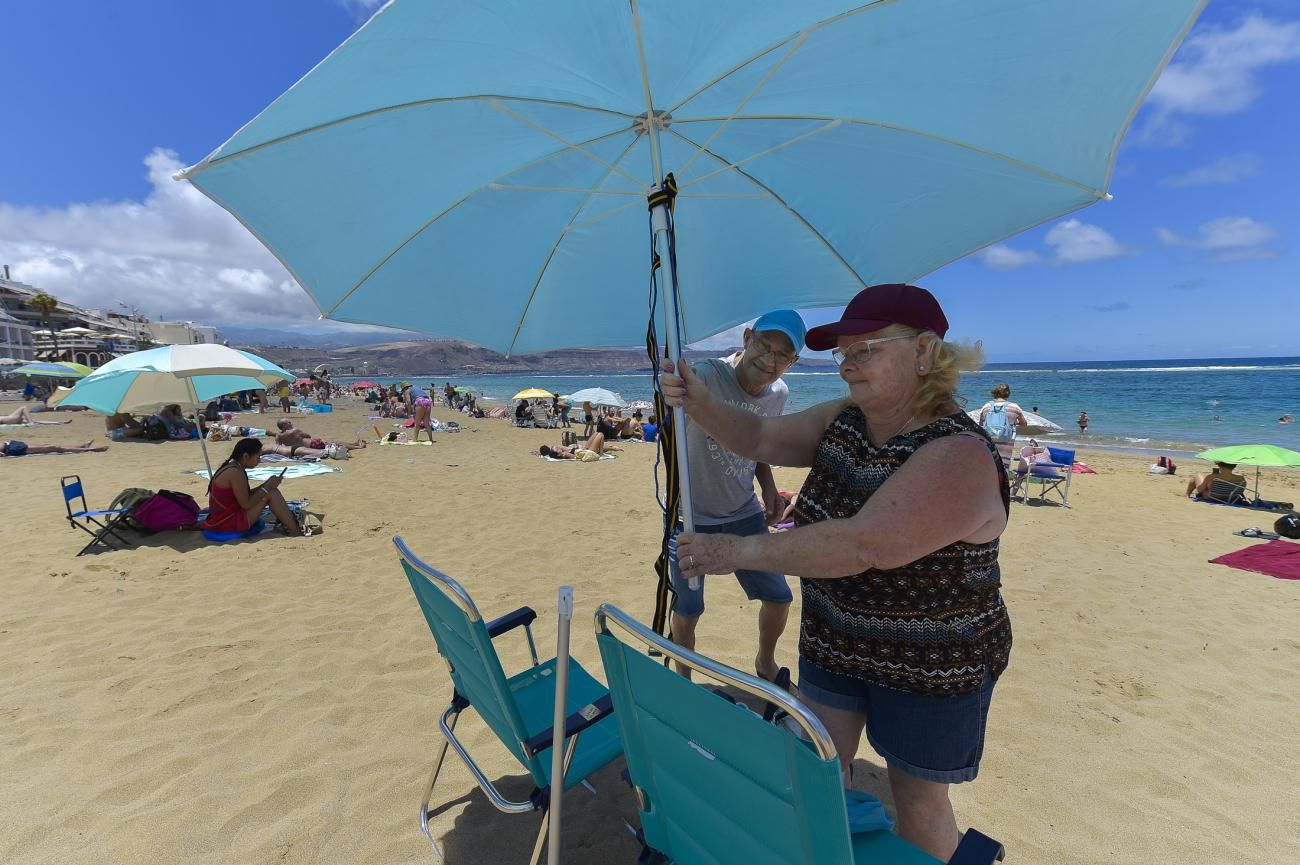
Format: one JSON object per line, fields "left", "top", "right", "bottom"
{"left": 218, "top": 326, "right": 418, "bottom": 348}
{"left": 238, "top": 336, "right": 837, "bottom": 375}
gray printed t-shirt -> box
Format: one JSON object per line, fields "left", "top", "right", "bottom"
{"left": 686, "top": 356, "right": 789, "bottom": 526}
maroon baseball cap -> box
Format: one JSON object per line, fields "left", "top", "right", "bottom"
{"left": 805, "top": 284, "right": 949, "bottom": 351}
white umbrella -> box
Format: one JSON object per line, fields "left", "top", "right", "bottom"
{"left": 55, "top": 344, "right": 294, "bottom": 473}
{"left": 967, "top": 408, "right": 1062, "bottom": 437}
{"left": 564, "top": 388, "right": 626, "bottom": 408}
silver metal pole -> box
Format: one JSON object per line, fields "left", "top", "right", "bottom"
{"left": 188, "top": 377, "right": 213, "bottom": 476}
{"left": 649, "top": 200, "right": 699, "bottom": 589}
{"left": 547, "top": 585, "right": 574, "bottom": 865}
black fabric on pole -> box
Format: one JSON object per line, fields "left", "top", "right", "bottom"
{"left": 648, "top": 175, "right": 680, "bottom": 636}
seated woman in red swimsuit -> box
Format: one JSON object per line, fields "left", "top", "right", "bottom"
{"left": 203, "top": 438, "right": 303, "bottom": 536}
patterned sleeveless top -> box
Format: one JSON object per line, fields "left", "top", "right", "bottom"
{"left": 794, "top": 406, "right": 1012, "bottom": 696}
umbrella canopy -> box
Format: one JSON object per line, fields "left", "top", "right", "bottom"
{"left": 566, "top": 388, "right": 626, "bottom": 408}
{"left": 453, "top": 386, "right": 475, "bottom": 394}
{"left": 59, "top": 327, "right": 101, "bottom": 336}
{"left": 54, "top": 345, "right": 294, "bottom": 475}
{"left": 11, "top": 361, "right": 90, "bottom": 379}
{"left": 349, "top": 380, "right": 379, "bottom": 389}
{"left": 1195, "top": 444, "right": 1300, "bottom": 468}
{"left": 0, "top": 358, "right": 26, "bottom": 366}
{"left": 512, "top": 388, "right": 555, "bottom": 400}
{"left": 966, "top": 408, "right": 1062, "bottom": 437}
{"left": 178, "top": 0, "right": 1203, "bottom": 354}
{"left": 56, "top": 346, "right": 294, "bottom": 415}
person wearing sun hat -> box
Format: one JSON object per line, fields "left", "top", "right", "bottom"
{"left": 666, "top": 308, "right": 806, "bottom": 687}
{"left": 660, "top": 284, "right": 1010, "bottom": 861}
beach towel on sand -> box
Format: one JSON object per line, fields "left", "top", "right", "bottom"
{"left": 378, "top": 439, "right": 433, "bottom": 446}
{"left": 195, "top": 463, "right": 339, "bottom": 480}
{"left": 541, "top": 452, "right": 616, "bottom": 462}
{"left": 1209, "top": 539, "right": 1300, "bottom": 580}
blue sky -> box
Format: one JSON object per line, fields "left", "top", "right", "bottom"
{"left": 1, "top": 0, "right": 1297, "bottom": 361}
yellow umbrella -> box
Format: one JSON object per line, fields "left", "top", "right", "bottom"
{"left": 512, "top": 388, "right": 554, "bottom": 400}
{"left": 57, "top": 361, "right": 94, "bottom": 376}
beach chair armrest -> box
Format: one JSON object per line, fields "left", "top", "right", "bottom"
{"left": 523, "top": 694, "right": 614, "bottom": 757}
{"left": 486, "top": 607, "right": 537, "bottom": 639}
{"left": 947, "top": 828, "right": 1005, "bottom": 865}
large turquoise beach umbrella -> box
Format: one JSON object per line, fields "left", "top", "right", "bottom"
{"left": 177, "top": 0, "right": 1204, "bottom": 622}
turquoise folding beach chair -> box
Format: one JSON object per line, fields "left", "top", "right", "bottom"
{"left": 395, "top": 536, "right": 621, "bottom": 864}
{"left": 594, "top": 604, "right": 1005, "bottom": 865}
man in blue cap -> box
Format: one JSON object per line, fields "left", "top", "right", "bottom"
{"left": 669, "top": 309, "right": 806, "bottom": 682}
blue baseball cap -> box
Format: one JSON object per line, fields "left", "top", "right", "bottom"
{"left": 751, "top": 309, "right": 806, "bottom": 354}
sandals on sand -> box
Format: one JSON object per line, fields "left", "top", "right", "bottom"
{"left": 1236, "top": 527, "right": 1280, "bottom": 539}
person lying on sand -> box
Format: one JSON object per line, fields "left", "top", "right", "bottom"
{"left": 536, "top": 432, "right": 621, "bottom": 460}
{"left": 0, "top": 406, "right": 71, "bottom": 425}
{"left": 274, "top": 418, "right": 367, "bottom": 453}
{"left": 2, "top": 439, "right": 109, "bottom": 457}
{"left": 106, "top": 411, "right": 146, "bottom": 440}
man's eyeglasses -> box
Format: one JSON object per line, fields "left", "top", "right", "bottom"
{"left": 830, "top": 333, "right": 916, "bottom": 368}
{"left": 748, "top": 333, "right": 799, "bottom": 366}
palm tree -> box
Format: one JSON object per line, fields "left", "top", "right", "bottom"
{"left": 28, "top": 293, "right": 62, "bottom": 361}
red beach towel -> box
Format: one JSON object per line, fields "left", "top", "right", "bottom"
{"left": 1209, "top": 539, "right": 1300, "bottom": 580}
{"left": 1071, "top": 462, "right": 1097, "bottom": 474}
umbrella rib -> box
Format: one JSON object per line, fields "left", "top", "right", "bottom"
{"left": 665, "top": 127, "right": 867, "bottom": 290}
{"left": 664, "top": 0, "right": 899, "bottom": 115}
{"left": 671, "top": 115, "right": 1105, "bottom": 198}
{"left": 177, "top": 95, "right": 638, "bottom": 177}
{"left": 676, "top": 32, "right": 808, "bottom": 179}
{"left": 505, "top": 132, "right": 645, "bottom": 356}
{"left": 322, "top": 127, "right": 637, "bottom": 318}
{"left": 489, "top": 185, "right": 643, "bottom": 196}
{"left": 677, "top": 120, "right": 845, "bottom": 190}
{"left": 488, "top": 99, "right": 649, "bottom": 187}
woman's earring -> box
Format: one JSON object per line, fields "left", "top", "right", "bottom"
{"left": 917, "top": 365, "right": 925, "bottom": 372}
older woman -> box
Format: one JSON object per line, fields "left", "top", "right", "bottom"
{"left": 662, "top": 283, "right": 1010, "bottom": 860}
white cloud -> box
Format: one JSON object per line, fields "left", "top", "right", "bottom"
{"left": 1044, "top": 219, "right": 1133, "bottom": 264}
{"left": 978, "top": 245, "right": 1041, "bottom": 271}
{"left": 1161, "top": 152, "right": 1262, "bottom": 188}
{"left": 1156, "top": 216, "right": 1279, "bottom": 262}
{"left": 1142, "top": 14, "right": 1300, "bottom": 144}
{"left": 0, "top": 148, "right": 321, "bottom": 328}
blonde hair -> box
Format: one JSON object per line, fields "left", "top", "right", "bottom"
{"left": 914, "top": 331, "right": 984, "bottom": 418}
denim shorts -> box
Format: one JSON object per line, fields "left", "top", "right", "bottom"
{"left": 669, "top": 511, "right": 792, "bottom": 617}
{"left": 798, "top": 659, "right": 996, "bottom": 784}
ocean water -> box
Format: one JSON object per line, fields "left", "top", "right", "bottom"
{"left": 342, "top": 356, "right": 1300, "bottom": 455}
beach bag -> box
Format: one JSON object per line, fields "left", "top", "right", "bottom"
{"left": 324, "top": 443, "right": 350, "bottom": 460}
{"left": 141, "top": 415, "right": 170, "bottom": 441}
{"left": 131, "top": 490, "right": 201, "bottom": 532}
{"left": 982, "top": 403, "right": 1017, "bottom": 443}
{"left": 1149, "top": 456, "right": 1178, "bottom": 475}
{"left": 106, "top": 487, "right": 155, "bottom": 514}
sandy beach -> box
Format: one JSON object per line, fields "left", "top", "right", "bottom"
{"left": 1, "top": 396, "right": 1297, "bottom": 865}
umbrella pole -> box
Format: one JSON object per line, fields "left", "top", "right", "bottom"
{"left": 188, "top": 378, "right": 213, "bottom": 476}
{"left": 650, "top": 186, "right": 698, "bottom": 590}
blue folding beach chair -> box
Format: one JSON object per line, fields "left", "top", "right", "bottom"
{"left": 395, "top": 536, "right": 621, "bottom": 864}
{"left": 594, "top": 604, "right": 1005, "bottom": 865}
{"left": 1020, "top": 446, "right": 1075, "bottom": 507}
{"left": 61, "top": 475, "right": 135, "bottom": 556}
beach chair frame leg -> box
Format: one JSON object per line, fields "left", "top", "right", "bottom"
{"left": 437, "top": 703, "right": 535, "bottom": 814}
{"left": 420, "top": 706, "right": 460, "bottom": 861}
{"left": 71, "top": 513, "right": 134, "bottom": 557}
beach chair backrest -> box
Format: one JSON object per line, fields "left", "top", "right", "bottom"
{"left": 395, "top": 537, "right": 540, "bottom": 780}
{"left": 1208, "top": 477, "right": 1246, "bottom": 503}
{"left": 61, "top": 475, "right": 87, "bottom": 516}
{"left": 595, "top": 605, "right": 857, "bottom": 865}
{"left": 1046, "top": 446, "right": 1075, "bottom": 467}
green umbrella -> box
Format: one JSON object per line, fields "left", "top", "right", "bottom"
{"left": 1195, "top": 444, "right": 1300, "bottom": 502}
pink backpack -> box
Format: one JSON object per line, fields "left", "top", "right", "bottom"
{"left": 131, "top": 490, "right": 201, "bottom": 532}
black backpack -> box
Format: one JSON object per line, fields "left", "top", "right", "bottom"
{"left": 141, "top": 416, "right": 170, "bottom": 441}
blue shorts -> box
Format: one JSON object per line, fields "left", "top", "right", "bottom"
{"left": 798, "top": 659, "right": 996, "bottom": 784}
{"left": 669, "top": 511, "right": 792, "bottom": 618}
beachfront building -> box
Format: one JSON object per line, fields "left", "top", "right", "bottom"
{"left": 0, "top": 267, "right": 219, "bottom": 363}
{"left": 0, "top": 307, "right": 35, "bottom": 362}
